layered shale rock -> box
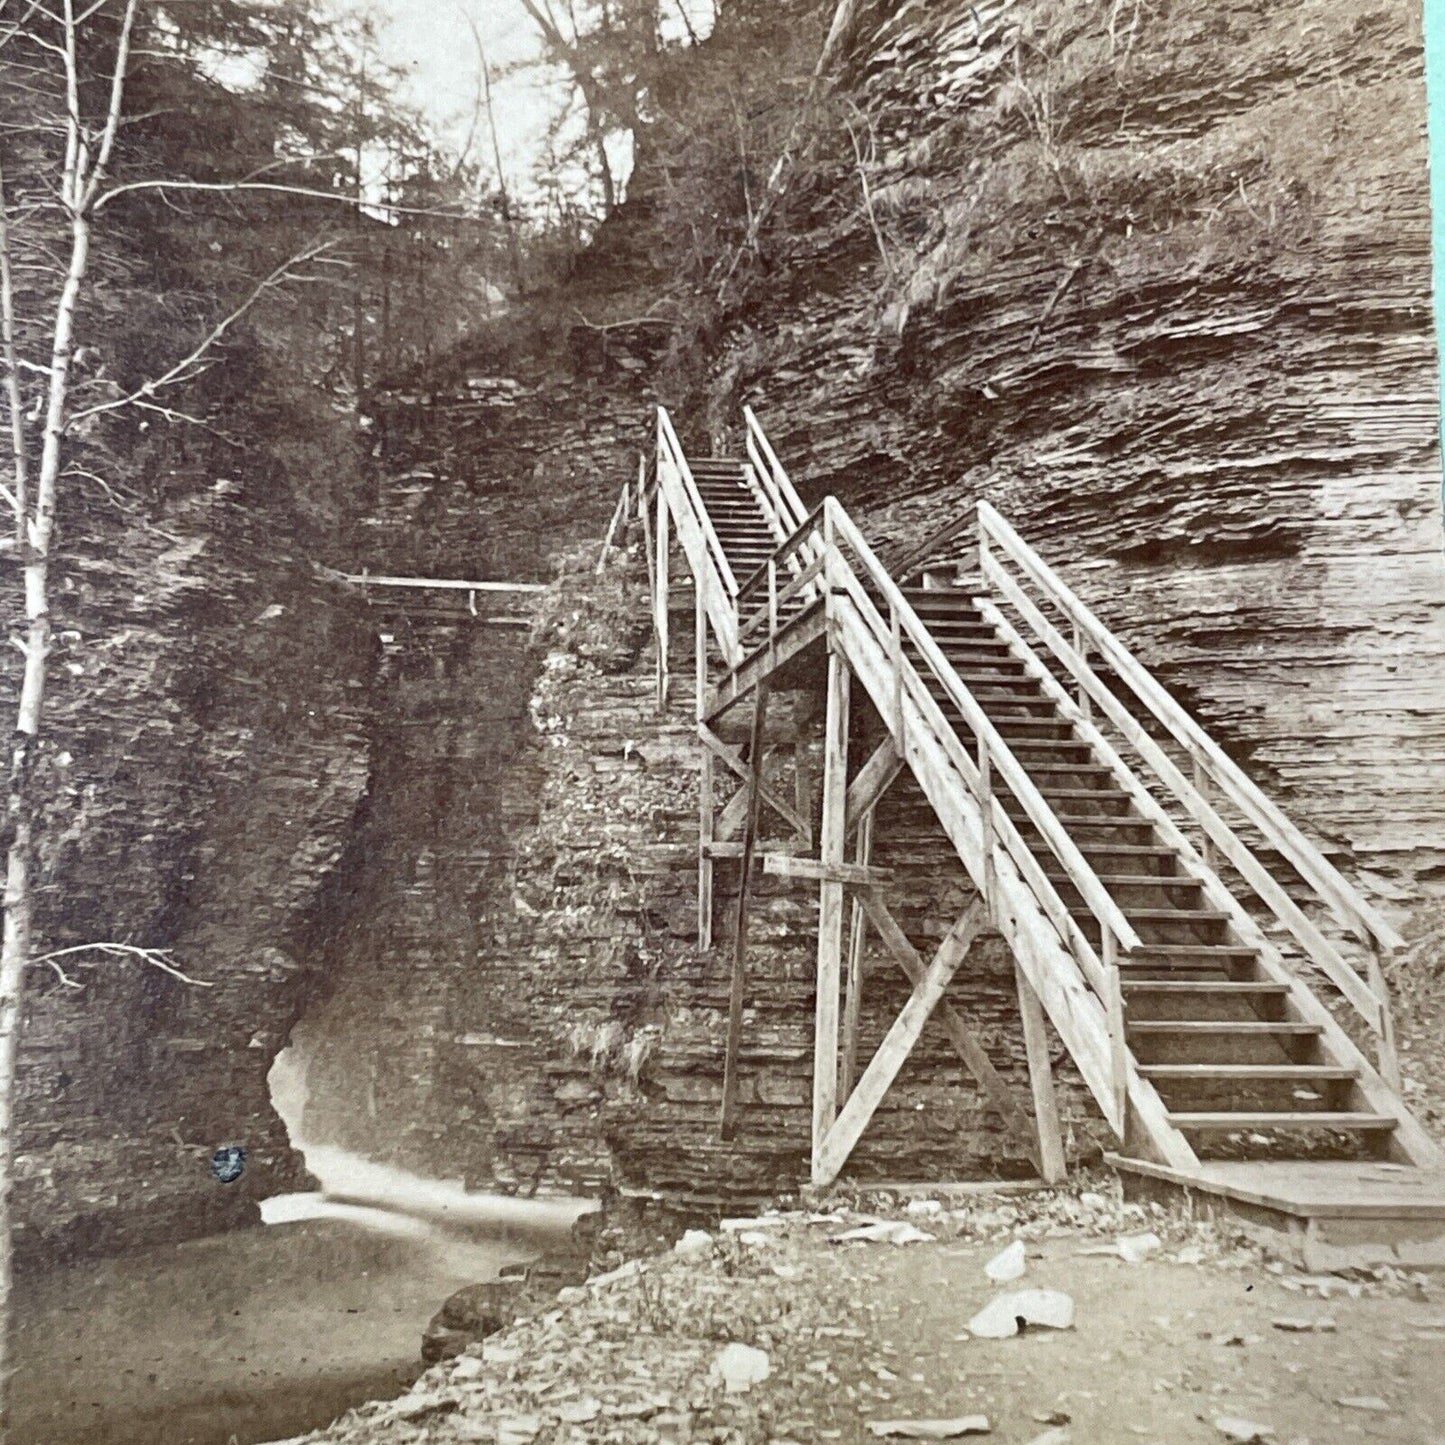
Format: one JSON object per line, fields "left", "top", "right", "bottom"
{"left": 705, "top": 0, "right": 1444, "bottom": 918}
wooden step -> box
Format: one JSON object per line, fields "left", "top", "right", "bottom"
{"left": 1127, "top": 1020, "right": 1320, "bottom": 1037}
{"left": 1140, "top": 1063, "right": 1353, "bottom": 1080}
{"left": 1126, "top": 944, "right": 1257, "bottom": 960}
{"left": 1167, "top": 1111, "right": 1396, "bottom": 1133}
{"left": 1124, "top": 909, "right": 1231, "bottom": 924}
{"left": 1122, "top": 981, "right": 1286, "bottom": 997}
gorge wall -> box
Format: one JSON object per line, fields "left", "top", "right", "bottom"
{"left": 700, "top": 0, "right": 1445, "bottom": 914}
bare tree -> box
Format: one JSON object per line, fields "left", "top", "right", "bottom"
{"left": 0, "top": 4, "right": 344, "bottom": 1431}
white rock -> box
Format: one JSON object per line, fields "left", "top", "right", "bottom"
{"left": 832, "top": 1220, "right": 937, "bottom": 1246}
{"left": 865, "top": 1417, "right": 991, "bottom": 1438}
{"left": 710, "top": 1342, "right": 771, "bottom": 1393}
{"left": 1175, "top": 1245, "right": 1206, "bottom": 1265}
{"left": 1213, "top": 1418, "right": 1274, "bottom": 1442}
{"left": 984, "top": 1240, "right": 1027, "bottom": 1282}
{"left": 907, "top": 1199, "right": 944, "bottom": 1216}
{"left": 967, "top": 1288, "right": 1076, "bottom": 1339}
{"left": 450, "top": 1356, "right": 485, "bottom": 1382}
{"left": 738, "top": 1229, "right": 780, "bottom": 1247}
{"left": 1117, "top": 1231, "right": 1163, "bottom": 1264}
{"left": 557, "top": 1397, "right": 601, "bottom": 1424}
{"left": 1336, "top": 1396, "right": 1390, "bottom": 1412}
{"left": 720, "top": 1215, "right": 787, "bottom": 1232}
{"left": 673, "top": 1228, "right": 714, "bottom": 1257}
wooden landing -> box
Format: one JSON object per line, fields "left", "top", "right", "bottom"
{"left": 1108, "top": 1152, "right": 1445, "bottom": 1269}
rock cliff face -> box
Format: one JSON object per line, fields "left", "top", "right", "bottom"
{"left": 703, "top": 0, "right": 1444, "bottom": 918}
{"left": 10, "top": 421, "right": 374, "bottom": 1268}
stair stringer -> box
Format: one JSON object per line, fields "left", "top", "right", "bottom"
{"left": 978, "top": 597, "right": 1444, "bottom": 1172}
{"left": 826, "top": 592, "right": 1199, "bottom": 1174}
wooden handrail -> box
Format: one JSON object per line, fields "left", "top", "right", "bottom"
{"left": 978, "top": 500, "right": 1402, "bottom": 1054}
{"left": 736, "top": 498, "right": 830, "bottom": 601}
{"left": 823, "top": 499, "right": 1142, "bottom": 962}
{"left": 885, "top": 509, "right": 975, "bottom": 586}
{"left": 744, "top": 405, "right": 810, "bottom": 531}
{"left": 658, "top": 407, "right": 740, "bottom": 598}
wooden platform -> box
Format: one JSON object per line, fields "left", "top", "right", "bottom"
{"left": 1109, "top": 1152, "right": 1445, "bottom": 1269}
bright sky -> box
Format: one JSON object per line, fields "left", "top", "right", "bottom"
{"left": 358, "top": 1, "right": 563, "bottom": 181}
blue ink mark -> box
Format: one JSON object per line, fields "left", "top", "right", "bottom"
{"left": 211, "top": 1146, "right": 246, "bottom": 1184}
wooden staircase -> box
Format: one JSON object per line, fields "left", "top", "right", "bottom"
{"left": 625, "top": 404, "right": 1445, "bottom": 1264}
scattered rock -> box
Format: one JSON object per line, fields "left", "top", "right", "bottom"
{"left": 967, "top": 1289, "right": 1076, "bottom": 1339}
{"left": 710, "top": 1342, "right": 771, "bottom": 1393}
{"left": 984, "top": 1241, "right": 1027, "bottom": 1283}
{"left": 865, "top": 1417, "right": 992, "bottom": 1438}
{"left": 1118, "top": 1232, "right": 1163, "bottom": 1264}
{"left": 1336, "top": 1396, "right": 1390, "bottom": 1412}
{"left": 673, "top": 1228, "right": 714, "bottom": 1258}
{"left": 1271, "top": 1317, "right": 1337, "bottom": 1333}
{"left": 1214, "top": 1416, "right": 1275, "bottom": 1442}
{"left": 832, "top": 1220, "right": 937, "bottom": 1246}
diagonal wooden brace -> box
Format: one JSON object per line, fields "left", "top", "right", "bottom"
{"left": 701, "top": 724, "right": 810, "bottom": 840}
{"left": 855, "top": 891, "right": 1051, "bottom": 1179}
{"left": 813, "top": 899, "right": 987, "bottom": 1186}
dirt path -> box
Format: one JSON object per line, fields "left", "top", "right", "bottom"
{"left": 290, "top": 1188, "right": 1445, "bottom": 1445}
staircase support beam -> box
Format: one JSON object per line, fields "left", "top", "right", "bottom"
{"left": 812, "top": 649, "right": 851, "bottom": 1172}
{"left": 654, "top": 481, "right": 670, "bottom": 711}
{"left": 697, "top": 588, "right": 715, "bottom": 951}
{"left": 856, "top": 890, "right": 1048, "bottom": 1178}
{"left": 814, "top": 899, "right": 987, "bottom": 1187}
{"left": 840, "top": 807, "right": 875, "bottom": 1098}
{"left": 720, "top": 681, "right": 771, "bottom": 1140}
{"left": 844, "top": 739, "right": 905, "bottom": 834}
{"left": 698, "top": 725, "right": 810, "bottom": 840}
{"left": 1015, "top": 963, "right": 1068, "bottom": 1185}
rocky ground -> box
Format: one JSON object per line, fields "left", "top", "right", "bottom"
{"left": 279, "top": 1181, "right": 1445, "bottom": 1445}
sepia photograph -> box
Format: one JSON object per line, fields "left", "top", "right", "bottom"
{"left": 0, "top": 0, "right": 1442, "bottom": 1441}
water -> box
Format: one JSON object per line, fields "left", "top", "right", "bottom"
{"left": 9, "top": 1056, "right": 590, "bottom": 1445}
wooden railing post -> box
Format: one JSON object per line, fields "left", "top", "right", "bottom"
{"left": 696, "top": 588, "right": 715, "bottom": 951}
{"left": 655, "top": 480, "right": 670, "bottom": 712}
{"left": 812, "top": 649, "right": 851, "bottom": 1180}
{"left": 1103, "top": 927, "right": 1128, "bottom": 1127}
{"left": 1192, "top": 758, "right": 1216, "bottom": 869}
{"left": 1366, "top": 943, "right": 1402, "bottom": 1091}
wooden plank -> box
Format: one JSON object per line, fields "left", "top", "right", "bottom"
{"left": 856, "top": 891, "right": 1042, "bottom": 1173}
{"left": 812, "top": 650, "right": 851, "bottom": 1177}
{"left": 841, "top": 807, "right": 875, "bottom": 1097}
{"left": 655, "top": 481, "right": 670, "bottom": 711}
{"left": 344, "top": 575, "right": 547, "bottom": 592}
{"left": 762, "top": 854, "right": 892, "bottom": 885}
{"left": 720, "top": 681, "right": 770, "bottom": 1140}
{"left": 1015, "top": 962, "right": 1067, "bottom": 1184}
{"left": 814, "top": 901, "right": 985, "bottom": 1185}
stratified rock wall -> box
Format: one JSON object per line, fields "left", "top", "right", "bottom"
{"left": 11, "top": 455, "right": 372, "bottom": 1268}
{"left": 706, "top": 0, "right": 1444, "bottom": 914}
